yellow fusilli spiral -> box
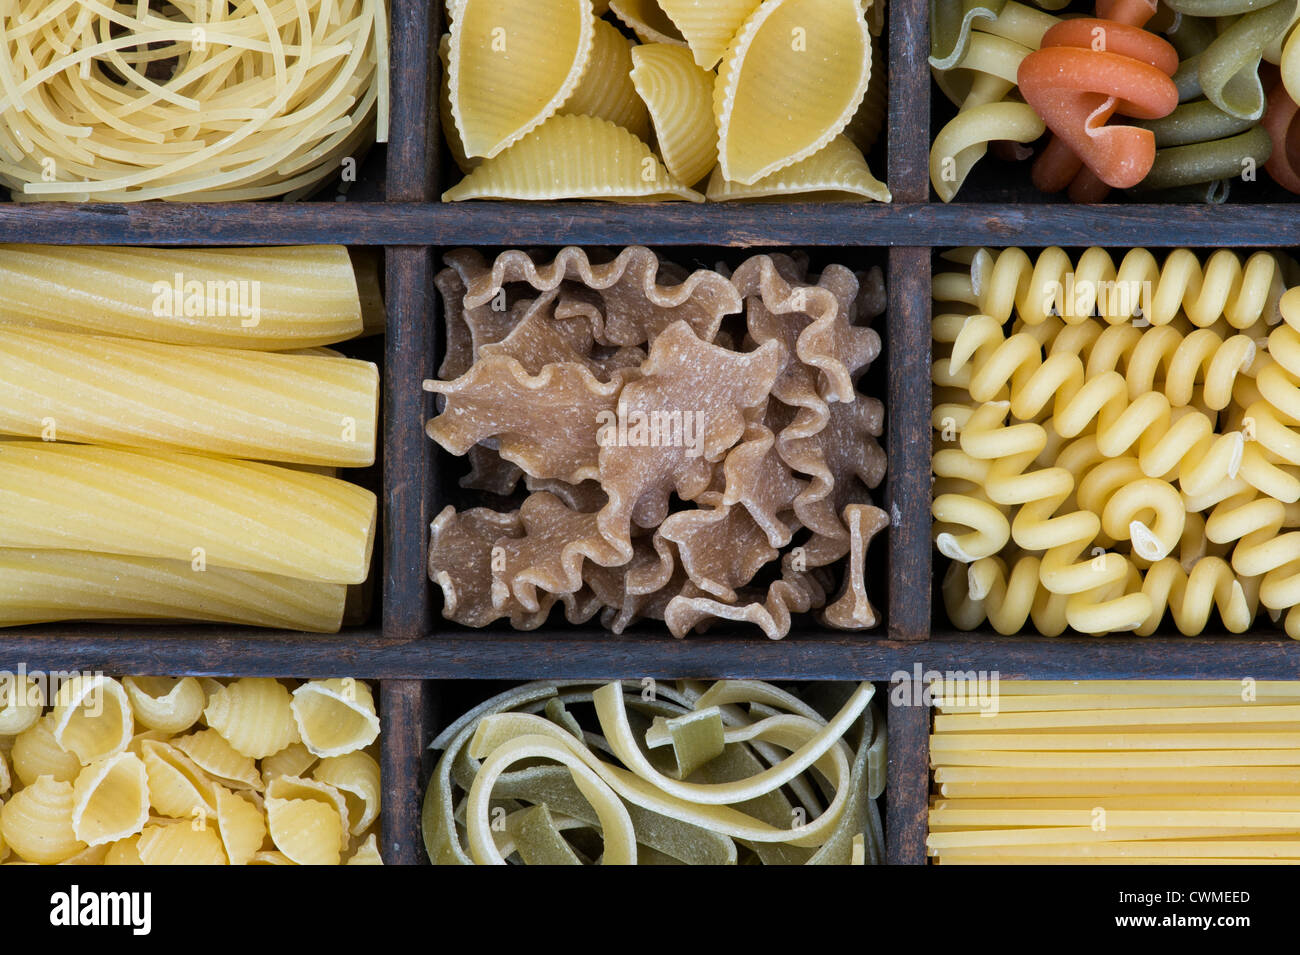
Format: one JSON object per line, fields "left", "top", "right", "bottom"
{"left": 934, "top": 247, "right": 1300, "bottom": 638}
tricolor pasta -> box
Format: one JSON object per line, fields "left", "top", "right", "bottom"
{"left": 442, "top": 0, "right": 889, "bottom": 202}
{"left": 0, "top": 676, "right": 382, "bottom": 865}
{"left": 933, "top": 246, "right": 1300, "bottom": 637}
{"left": 930, "top": 0, "right": 1300, "bottom": 199}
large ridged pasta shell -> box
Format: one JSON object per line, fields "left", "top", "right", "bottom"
{"left": 449, "top": 0, "right": 597, "bottom": 159}
{"left": 630, "top": 43, "right": 718, "bottom": 187}
{"left": 715, "top": 0, "right": 873, "bottom": 184}
{"left": 562, "top": 19, "right": 652, "bottom": 141}
{"left": 660, "top": 0, "right": 763, "bottom": 69}
{"left": 707, "top": 136, "right": 890, "bottom": 200}
{"left": 609, "top": 0, "right": 688, "bottom": 45}
{"left": 444, "top": 114, "right": 705, "bottom": 201}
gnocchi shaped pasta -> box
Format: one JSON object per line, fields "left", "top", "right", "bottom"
{"left": 715, "top": 0, "right": 874, "bottom": 184}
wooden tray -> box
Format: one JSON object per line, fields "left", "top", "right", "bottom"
{"left": 3, "top": 0, "right": 1300, "bottom": 866}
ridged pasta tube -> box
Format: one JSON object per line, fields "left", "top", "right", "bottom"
{"left": 0, "top": 442, "right": 376, "bottom": 584}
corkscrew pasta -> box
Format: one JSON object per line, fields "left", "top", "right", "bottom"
{"left": 931, "top": 0, "right": 1300, "bottom": 199}
{"left": 933, "top": 245, "right": 1300, "bottom": 637}
{"left": 443, "top": 0, "right": 889, "bottom": 202}
{"left": 0, "top": 676, "right": 382, "bottom": 865}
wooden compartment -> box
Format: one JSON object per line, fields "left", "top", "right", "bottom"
{"left": 1, "top": 0, "right": 1298, "bottom": 867}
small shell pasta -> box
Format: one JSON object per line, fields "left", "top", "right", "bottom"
{"left": 291, "top": 679, "right": 382, "bottom": 758}
{"left": 51, "top": 676, "right": 133, "bottom": 765}
{"left": 214, "top": 785, "right": 267, "bottom": 867}
{"left": 136, "top": 823, "right": 227, "bottom": 865}
{"left": 122, "top": 677, "right": 207, "bottom": 735}
{"left": 0, "top": 776, "right": 85, "bottom": 864}
{"left": 345, "top": 833, "right": 385, "bottom": 865}
{"left": 610, "top": 0, "right": 688, "bottom": 45}
{"left": 140, "top": 740, "right": 218, "bottom": 820}
{"left": 0, "top": 675, "right": 43, "bottom": 735}
{"left": 12, "top": 717, "right": 82, "bottom": 787}
{"left": 204, "top": 678, "right": 299, "bottom": 760}
{"left": 176, "top": 729, "right": 262, "bottom": 791}
{"left": 312, "top": 752, "right": 383, "bottom": 835}
{"left": 261, "top": 743, "right": 319, "bottom": 785}
{"left": 266, "top": 796, "right": 345, "bottom": 866}
{"left": 71, "top": 752, "right": 150, "bottom": 847}
{"left": 0, "top": 676, "right": 380, "bottom": 864}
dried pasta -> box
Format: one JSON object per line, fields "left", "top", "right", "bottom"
{"left": 444, "top": 0, "right": 888, "bottom": 202}
{"left": 0, "top": 328, "right": 378, "bottom": 467}
{"left": 423, "top": 680, "right": 885, "bottom": 865}
{"left": 427, "top": 247, "right": 889, "bottom": 639}
{"left": 0, "top": 443, "right": 377, "bottom": 585}
{"left": 0, "top": 676, "right": 382, "bottom": 865}
{"left": 0, "top": 245, "right": 367, "bottom": 350}
{"left": 933, "top": 245, "right": 1300, "bottom": 637}
{"left": 0, "top": 0, "right": 388, "bottom": 202}
{"left": 930, "top": 681, "right": 1300, "bottom": 863}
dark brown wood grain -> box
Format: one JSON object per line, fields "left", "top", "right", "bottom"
{"left": 386, "top": 0, "right": 438, "bottom": 201}
{"left": 888, "top": 0, "right": 929, "bottom": 203}
{"left": 886, "top": 689, "right": 931, "bottom": 864}
{"left": 380, "top": 680, "right": 436, "bottom": 865}
{"left": 384, "top": 247, "right": 435, "bottom": 642}
{"left": 887, "top": 248, "right": 932, "bottom": 641}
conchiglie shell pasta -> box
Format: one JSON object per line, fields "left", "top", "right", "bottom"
{"left": 345, "top": 832, "right": 385, "bottom": 865}
{"left": 122, "top": 677, "right": 205, "bottom": 735}
{"left": 716, "top": 0, "right": 874, "bottom": 184}
{"left": 261, "top": 742, "right": 318, "bottom": 786}
{"left": 214, "top": 785, "right": 267, "bottom": 866}
{"left": 104, "top": 836, "right": 144, "bottom": 865}
{"left": 204, "top": 678, "right": 299, "bottom": 760}
{"left": 610, "top": 0, "right": 688, "bottom": 45}
{"left": 0, "top": 751, "right": 9, "bottom": 795}
{"left": 562, "top": 19, "right": 652, "bottom": 141}
{"left": 11, "top": 717, "right": 81, "bottom": 787}
{"left": 631, "top": 44, "right": 719, "bottom": 187}
{"left": 71, "top": 752, "right": 150, "bottom": 846}
{"left": 291, "top": 679, "right": 381, "bottom": 758}
{"left": 0, "top": 776, "right": 85, "bottom": 864}
{"left": 248, "top": 850, "right": 295, "bottom": 865}
{"left": 707, "top": 136, "right": 890, "bottom": 200}
{"left": 0, "top": 675, "right": 43, "bottom": 735}
{"left": 440, "top": 35, "right": 481, "bottom": 174}
{"left": 266, "top": 796, "right": 345, "bottom": 865}
{"left": 312, "top": 751, "right": 382, "bottom": 835}
{"left": 450, "top": 0, "right": 597, "bottom": 159}
{"left": 59, "top": 844, "right": 111, "bottom": 865}
{"left": 136, "top": 823, "right": 227, "bottom": 865}
{"left": 443, "top": 114, "right": 705, "bottom": 201}
{"left": 139, "top": 740, "right": 218, "bottom": 820}
{"left": 51, "top": 676, "right": 133, "bottom": 766}
{"left": 660, "top": 0, "right": 763, "bottom": 69}
{"left": 175, "top": 729, "right": 262, "bottom": 791}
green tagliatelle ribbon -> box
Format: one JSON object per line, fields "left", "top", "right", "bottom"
{"left": 421, "top": 680, "right": 885, "bottom": 865}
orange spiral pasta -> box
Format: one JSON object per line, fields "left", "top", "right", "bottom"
{"left": 1017, "top": 0, "right": 1179, "bottom": 200}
